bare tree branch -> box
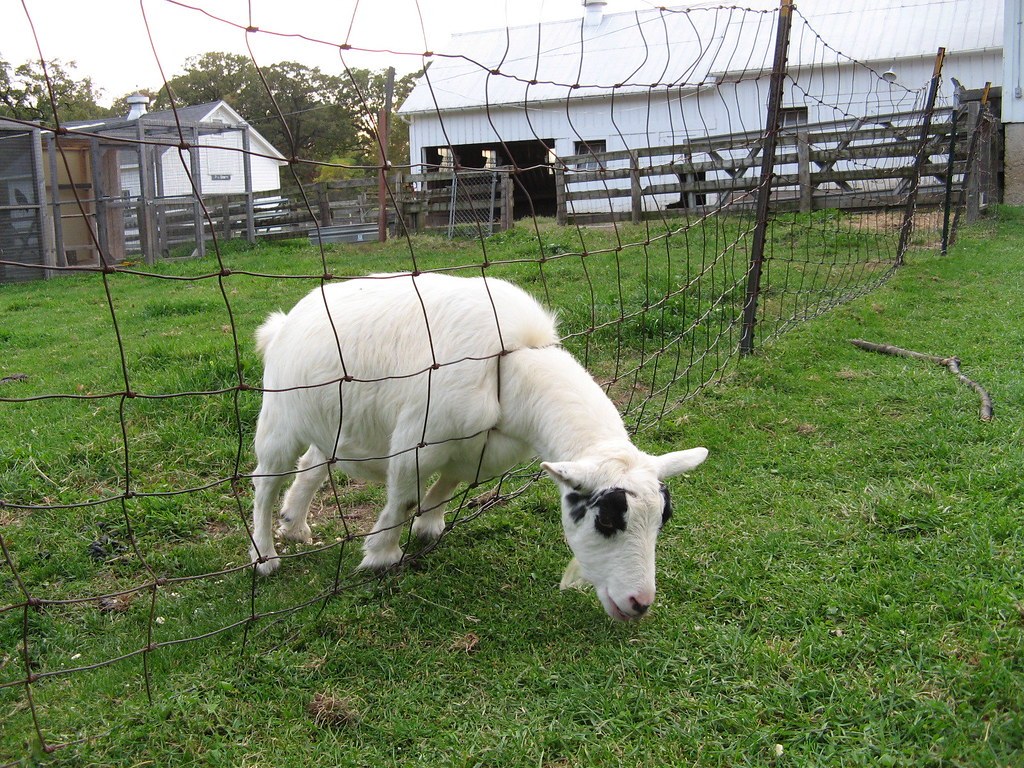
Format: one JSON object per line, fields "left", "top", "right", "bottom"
{"left": 850, "top": 339, "right": 993, "bottom": 421}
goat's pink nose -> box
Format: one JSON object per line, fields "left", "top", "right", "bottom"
{"left": 629, "top": 594, "right": 653, "bottom": 615}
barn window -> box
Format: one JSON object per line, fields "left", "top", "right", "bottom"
{"left": 437, "top": 147, "right": 456, "bottom": 169}
{"left": 574, "top": 139, "right": 606, "bottom": 170}
{"left": 779, "top": 107, "right": 808, "bottom": 129}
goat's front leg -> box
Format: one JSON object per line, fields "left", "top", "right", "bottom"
{"left": 357, "top": 453, "right": 424, "bottom": 571}
{"left": 410, "top": 474, "right": 460, "bottom": 543}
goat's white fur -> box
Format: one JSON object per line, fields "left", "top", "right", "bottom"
{"left": 249, "top": 272, "right": 707, "bottom": 620}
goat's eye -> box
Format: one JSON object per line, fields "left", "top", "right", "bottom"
{"left": 593, "top": 488, "right": 628, "bottom": 538}
{"left": 660, "top": 483, "right": 673, "bottom": 528}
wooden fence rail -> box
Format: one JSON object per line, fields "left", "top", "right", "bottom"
{"left": 555, "top": 105, "right": 994, "bottom": 225}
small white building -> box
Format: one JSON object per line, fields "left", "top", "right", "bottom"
{"left": 66, "top": 98, "right": 287, "bottom": 198}
{"left": 399, "top": 0, "right": 1003, "bottom": 217}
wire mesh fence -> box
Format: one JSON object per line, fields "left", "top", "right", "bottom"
{"left": 0, "top": 0, "right": 1002, "bottom": 761}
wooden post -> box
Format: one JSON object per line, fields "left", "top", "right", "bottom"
{"left": 89, "top": 136, "right": 109, "bottom": 267}
{"left": 554, "top": 166, "right": 567, "bottom": 226}
{"left": 155, "top": 144, "right": 167, "bottom": 258}
{"left": 630, "top": 151, "right": 642, "bottom": 224}
{"left": 940, "top": 108, "right": 959, "bottom": 255}
{"left": 221, "top": 197, "right": 232, "bottom": 241}
{"left": 189, "top": 125, "right": 205, "bottom": 257}
{"left": 896, "top": 47, "right": 945, "bottom": 266}
{"left": 378, "top": 66, "right": 396, "bottom": 243}
{"left": 797, "top": 129, "right": 812, "bottom": 213}
{"left": 47, "top": 134, "right": 67, "bottom": 268}
{"left": 136, "top": 123, "right": 157, "bottom": 265}
{"left": 377, "top": 108, "right": 389, "bottom": 242}
{"left": 965, "top": 101, "right": 982, "bottom": 223}
{"left": 317, "top": 182, "right": 332, "bottom": 226}
{"left": 241, "top": 126, "right": 256, "bottom": 244}
{"left": 501, "top": 170, "right": 514, "bottom": 231}
{"left": 29, "top": 126, "right": 56, "bottom": 279}
{"left": 739, "top": 0, "right": 794, "bottom": 356}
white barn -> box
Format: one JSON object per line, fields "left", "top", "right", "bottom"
{"left": 398, "top": 0, "right": 1003, "bottom": 217}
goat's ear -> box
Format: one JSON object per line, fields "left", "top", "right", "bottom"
{"left": 654, "top": 447, "right": 708, "bottom": 479}
{"left": 541, "top": 460, "right": 595, "bottom": 491}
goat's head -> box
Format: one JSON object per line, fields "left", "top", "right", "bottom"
{"left": 542, "top": 447, "right": 707, "bottom": 621}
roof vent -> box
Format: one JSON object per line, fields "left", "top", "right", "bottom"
{"left": 126, "top": 93, "right": 149, "bottom": 120}
{"left": 583, "top": 0, "right": 607, "bottom": 27}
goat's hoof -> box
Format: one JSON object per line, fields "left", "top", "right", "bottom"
{"left": 279, "top": 521, "right": 313, "bottom": 544}
{"left": 250, "top": 547, "right": 280, "bottom": 576}
{"left": 411, "top": 515, "right": 446, "bottom": 543}
{"left": 357, "top": 547, "right": 403, "bottom": 573}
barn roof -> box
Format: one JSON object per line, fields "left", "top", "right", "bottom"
{"left": 399, "top": 0, "right": 1003, "bottom": 114}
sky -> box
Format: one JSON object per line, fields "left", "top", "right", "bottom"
{"left": 5, "top": 0, "right": 657, "bottom": 107}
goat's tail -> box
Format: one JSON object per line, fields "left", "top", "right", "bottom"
{"left": 255, "top": 311, "right": 288, "bottom": 357}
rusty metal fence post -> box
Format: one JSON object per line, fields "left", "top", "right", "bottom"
{"left": 895, "top": 48, "right": 946, "bottom": 266}
{"left": 738, "top": 0, "right": 793, "bottom": 356}
{"left": 941, "top": 106, "right": 960, "bottom": 256}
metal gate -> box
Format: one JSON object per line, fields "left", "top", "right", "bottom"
{"left": 446, "top": 169, "right": 500, "bottom": 238}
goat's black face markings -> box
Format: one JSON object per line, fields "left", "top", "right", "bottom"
{"left": 567, "top": 491, "right": 588, "bottom": 523}
{"left": 660, "top": 483, "right": 673, "bottom": 528}
{"left": 594, "top": 488, "right": 628, "bottom": 537}
{"left": 565, "top": 488, "right": 628, "bottom": 537}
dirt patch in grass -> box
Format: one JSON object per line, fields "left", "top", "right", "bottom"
{"left": 308, "top": 692, "right": 360, "bottom": 729}
{"left": 307, "top": 482, "right": 378, "bottom": 537}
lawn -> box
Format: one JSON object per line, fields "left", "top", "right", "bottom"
{"left": 1, "top": 208, "right": 1022, "bottom": 766}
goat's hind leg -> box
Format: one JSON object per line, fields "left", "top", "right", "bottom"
{"left": 250, "top": 411, "right": 304, "bottom": 576}
{"left": 250, "top": 461, "right": 291, "bottom": 577}
{"left": 278, "top": 446, "right": 329, "bottom": 544}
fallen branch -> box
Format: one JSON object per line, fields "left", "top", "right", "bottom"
{"left": 850, "top": 339, "right": 993, "bottom": 421}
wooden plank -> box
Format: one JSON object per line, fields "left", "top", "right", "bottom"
{"left": 554, "top": 167, "right": 567, "bottom": 226}
{"left": 564, "top": 187, "right": 633, "bottom": 203}
{"left": 797, "top": 130, "right": 812, "bottom": 213}
{"left": 630, "top": 151, "right": 641, "bottom": 224}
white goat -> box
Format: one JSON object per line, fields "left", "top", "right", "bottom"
{"left": 249, "top": 272, "right": 707, "bottom": 621}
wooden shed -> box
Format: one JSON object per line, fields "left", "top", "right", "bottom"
{"left": 37, "top": 98, "right": 287, "bottom": 274}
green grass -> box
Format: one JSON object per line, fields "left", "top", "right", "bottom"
{"left": 2, "top": 209, "right": 1022, "bottom": 766}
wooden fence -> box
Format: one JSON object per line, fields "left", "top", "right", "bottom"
{"left": 555, "top": 104, "right": 998, "bottom": 226}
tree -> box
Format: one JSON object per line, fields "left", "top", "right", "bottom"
{"left": 0, "top": 55, "right": 108, "bottom": 124}
{"left": 143, "top": 53, "right": 365, "bottom": 182}
{"left": 335, "top": 67, "right": 420, "bottom": 169}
